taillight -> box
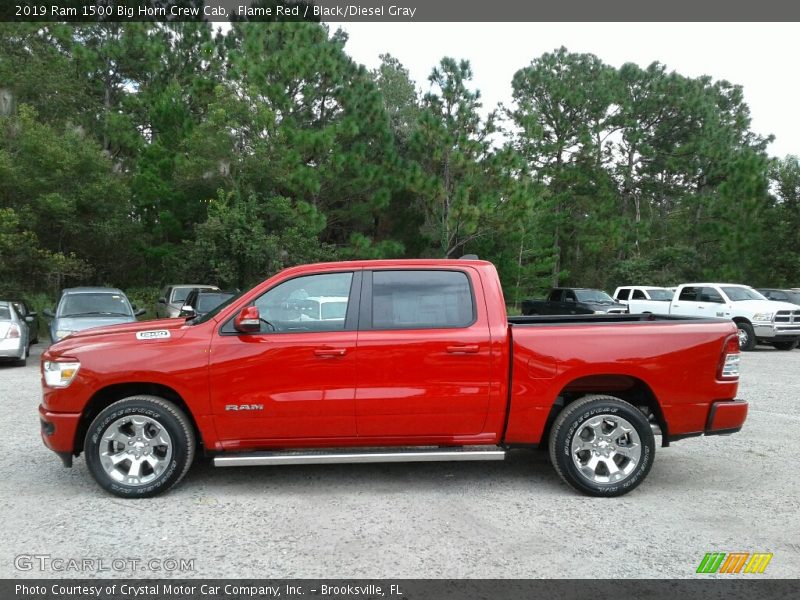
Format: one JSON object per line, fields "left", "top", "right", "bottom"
{"left": 5, "top": 324, "right": 20, "bottom": 339}
{"left": 718, "top": 334, "right": 740, "bottom": 380}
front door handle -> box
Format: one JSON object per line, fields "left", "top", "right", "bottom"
{"left": 446, "top": 345, "right": 479, "bottom": 354}
{"left": 314, "top": 347, "right": 347, "bottom": 358}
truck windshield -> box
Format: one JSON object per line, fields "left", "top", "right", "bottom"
{"left": 646, "top": 289, "right": 674, "bottom": 301}
{"left": 574, "top": 290, "right": 615, "bottom": 303}
{"left": 721, "top": 287, "right": 766, "bottom": 302}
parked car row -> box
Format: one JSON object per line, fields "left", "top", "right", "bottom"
{"left": 524, "top": 282, "right": 800, "bottom": 352}
{"left": 1, "top": 284, "right": 232, "bottom": 362}
{"left": 613, "top": 284, "right": 800, "bottom": 351}
{"left": 0, "top": 300, "right": 36, "bottom": 366}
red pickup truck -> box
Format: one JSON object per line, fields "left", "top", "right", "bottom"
{"left": 39, "top": 259, "right": 747, "bottom": 498}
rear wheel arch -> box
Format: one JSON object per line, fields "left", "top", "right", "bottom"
{"left": 540, "top": 374, "right": 668, "bottom": 447}
{"left": 75, "top": 383, "right": 202, "bottom": 456}
{"left": 548, "top": 394, "right": 656, "bottom": 496}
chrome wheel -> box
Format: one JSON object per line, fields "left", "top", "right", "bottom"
{"left": 98, "top": 415, "right": 173, "bottom": 486}
{"left": 570, "top": 414, "right": 642, "bottom": 485}
{"left": 737, "top": 327, "right": 749, "bottom": 348}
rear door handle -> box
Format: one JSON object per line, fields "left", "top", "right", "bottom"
{"left": 314, "top": 347, "right": 347, "bottom": 358}
{"left": 446, "top": 345, "right": 480, "bottom": 354}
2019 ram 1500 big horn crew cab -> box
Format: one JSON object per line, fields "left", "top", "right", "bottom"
{"left": 39, "top": 259, "right": 747, "bottom": 498}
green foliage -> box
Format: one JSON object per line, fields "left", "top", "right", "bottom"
{"left": 0, "top": 23, "right": 796, "bottom": 305}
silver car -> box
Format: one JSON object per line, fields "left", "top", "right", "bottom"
{"left": 156, "top": 284, "right": 219, "bottom": 318}
{"left": 43, "top": 287, "right": 145, "bottom": 344}
{"left": 0, "top": 301, "right": 32, "bottom": 366}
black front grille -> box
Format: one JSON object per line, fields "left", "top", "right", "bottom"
{"left": 775, "top": 310, "right": 800, "bottom": 323}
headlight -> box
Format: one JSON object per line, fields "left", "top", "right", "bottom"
{"left": 54, "top": 330, "right": 75, "bottom": 341}
{"left": 43, "top": 361, "right": 81, "bottom": 388}
{"left": 751, "top": 313, "right": 773, "bottom": 322}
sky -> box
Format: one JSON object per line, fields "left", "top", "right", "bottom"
{"left": 337, "top": 22, "right": 799, "bottom": 158}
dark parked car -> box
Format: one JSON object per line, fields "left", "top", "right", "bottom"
{"left": 43, "top": 287, "right": 146, "bottom": 343}
{"left": 0, "top": 301, "right": 32, "bottom": 366}
{"left": 522, "top": 288, "right": 628, "bottom": 315}
{"left": 179, "top": 289, "right": 237, "bottom": 319}
{"left": 11, "top": 299, "right": 39, "bottom": 344}
{"left": 157, "top": 284, "right": 220, "bottom": 318}
{"left": 757, "top": 288, "right": 800, "bottom": 306}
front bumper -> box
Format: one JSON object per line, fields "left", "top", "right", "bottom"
{"left": 39, "top": 405, "right": 81, "bottom": 466}
{"left": 705, "top": 399, "right": 748, "bottom": 436}
{"left": 753, "top": 323, "right": 800, "bottom": 340}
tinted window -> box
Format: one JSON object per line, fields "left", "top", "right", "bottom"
{"left": 632, "top": 289, "right": 646, "bottom": 300}
{"left": 574, "top": 289, "right": 614, "bottom": 303}
{"left": 647, "top": 289, "right": 674, "bottom": 301}
{"left": 254, "top": 272, "right": 353, "bottom": 333}
{"left": 700, "top": 287, "right": 724, "bottom": 303}
{"left": 197, "top": 293, "right": 233, "bottom": 312}
{"left": 0, "top": 306, "right": 10, "bottom": 320}
{"left": 679, "top": 287, "right": 698, "bottom": 302}
{"left": 616, "top": 288, "right": 630, "bottom": 300}
{"left": 722, "top": 286, "right": 766, "bottom": 302}
{"left": 372, "top": 270, "right": 474, "bottom": 329}
{"left": 59, "top": 293, "right": 132, "bottom": 317}
{"left": 171, "top": 288, "right": 192, "bottom": 304}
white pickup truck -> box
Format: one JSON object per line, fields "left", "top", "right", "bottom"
{"left": 670, "top": 283, "right": 800, "bottom": 351}
{"left": 613, "top": 286, "right": 674, "bottom": 313}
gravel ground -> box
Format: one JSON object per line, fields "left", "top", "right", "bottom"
{"left": 1, "top": 344, "right": 798, "bottom": 579}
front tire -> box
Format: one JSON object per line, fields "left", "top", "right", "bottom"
{"left": 772, "top": 340, "right": 797, "bottom": 351}
{"left": 736, "top": 321, "right": 757, "bottom": 351}
{"left": 84, "top": 396, "right": 195, "bottom": 498}
{"left": 548, "top": 395, "right": 655, "bottom": 497}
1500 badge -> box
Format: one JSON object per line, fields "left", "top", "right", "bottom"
{"left": 136, "top": 330, "right": 171, "bottom": 340}
{"left": 225, "top": 404, "right": 264, "bottom": 411}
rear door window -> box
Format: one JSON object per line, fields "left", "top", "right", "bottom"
{"left": 632, "top": 289, "right": 646, "bottom": 300}
{"left": 370, "top": 270, "right": 474, "bottom": 330}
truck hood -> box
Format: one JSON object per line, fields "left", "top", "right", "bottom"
{"left": 733, "top": 300, "right": 800, "bottom": 314}
{"left": 51, "top": 318, "right": 190, "bottom": 351}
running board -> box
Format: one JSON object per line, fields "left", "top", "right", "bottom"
{"left": 213, "top": 446, "right": 506, "bottom": 467}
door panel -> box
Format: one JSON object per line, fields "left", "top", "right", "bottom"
{"left": 209, "top": 271, "right": 359, "bottom": 444}
{"left": 356, "top": 269, "right": 493, "bottom": 438}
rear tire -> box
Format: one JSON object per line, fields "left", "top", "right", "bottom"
{"left": 548, "top": 395, "right": 655, "bottom": 497}
{"left": 736, "top": 321, "right": 757, "bottom": 351}
{"left": 84, "top": 395, "right": 195, "bottom": 498}
{"left": 773, "top": 340, "right": 798, "bottom": 351}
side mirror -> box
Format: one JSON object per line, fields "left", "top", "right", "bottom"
{"left": 43, "top": 309, "right": 55, "bottom": 318}
{"left": 157, "top": 297, "right": 167, "bottom": 304}
{"left": 179, "top": 305, "right": 196, "bottom": 318}
{"left": 234, "top": 306, "right": 261, "bottom": 333}
{"left": 24, "top": 315, "right": 34, "bottom": 323}
{"left": 28, "top": 311, "right": 37, "bottom": 318}
{"left": 134, "top": 308, "right": 146, "bottom": 317}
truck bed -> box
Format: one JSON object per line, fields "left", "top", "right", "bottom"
{"left": 503, "top": 314, "right": 740, "bottom": 445}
